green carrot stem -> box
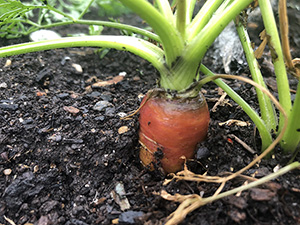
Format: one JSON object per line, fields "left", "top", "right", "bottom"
{"left": 187, "top": 0, "right": 224, "bottom": 42}
{"left": 0, "top": 35, "right": 167, "bottom": 75}
{"left": 170, "top": 0, "right": 254, "bottom": 91}
{"left": 258, "top": 0, "right": 292, "bottom": 132}
{"left": 176, "top": 0, "right": 187, "bottom": 39}
{"left": 200, "top": 65, "right": 272, "bottom": 150}
{"left": 18, "top": 19, "right": 160, "bottom": 43}
{"left": 281, "top": 83, "right": 300, "bottom": 153}
{"left": 235, "top": 18, "right": 277, "bottom": 133}
{"left": 119, "top": 0, "right": 184, "bottom": 67}
{"left": 155, "top": 0, "right": 174, "bottom": 25}
{"left": 186, "top": 0, "right": 197, "bottom": 23}
{"left": 78, "top": 0, "right": 95, "bottom": 20}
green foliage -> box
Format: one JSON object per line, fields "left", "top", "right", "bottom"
{"left": 0, "top": 0, "right": 130, "bottom": 39}
{"left": 96, "top": 0, "right": 131, "bottom": 17}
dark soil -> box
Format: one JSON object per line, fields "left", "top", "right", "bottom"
{"left": 1, "top": 5, "right": 300, "bottom": 225}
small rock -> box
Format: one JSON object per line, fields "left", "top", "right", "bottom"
{"left": 72, "top": 63, "right": 83, "bottom": 73}
{"left": 48, "top": 134, "right": 62, "bottom": 142}
{"left": 3, "top": 169, "right": 12, "bottom": 176}
{"left": 29, "top": 29, "right": 62, "bottom": 42}
{"left": 0, "top": 100, "right": 18, "bottom": 111}
{"left": 117, "top": 112, "right": 127, "bottom": 118}
{"left": 100, "top": 92, "right": 112, "bottom": 101}
{"left": 36, "top": 68, "right": 52, "bottom": 85}
{"left": 57, "top": 93, "right": 69, "bottom": 99}
{"left": 196, "top": 146, "right": 210, "bottom": 159}
{"left": 61, "top": 56, "right": 71, "bottom": 65}
{"left": 119, "top": 211, "right": 144, "bottom": 224}
{"left": 0, "top": 82, "right": 8, "bottom": 88}
{"left": 105, "top": 107, "right": 115, "bottom": 116}
{"left": 111, "top": 182, "right": 130, "bottom": 211}
{"left": 87, "top": 91, "right": 101, "bottom": 98}
{"left": 4, "top": 59, "right": 12, "bottom": 67}
{"left": 93, "top": 101, "right": 113, "bottom": 112}
{"left": 119, "top": 71, "right": 127, "bottom": 76}
{"left": 21, "top": 118, "right": 34, "bottom": 125}
{"left": 94, "top": 116, "right": 105, "bottom": 121}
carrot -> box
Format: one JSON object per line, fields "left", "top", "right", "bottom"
{"left": 139, "top": 90, "right": 210, "bottom": 173}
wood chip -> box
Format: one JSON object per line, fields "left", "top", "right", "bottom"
{"left": 118, "top": 126, "right": 129, "bottom": 134}
{"left": 63, "top": 106, "right": 80, "bottom": 115}
{"left": 92, "top": 75, "right": 124, "bottom": 87}
{"left": 250, "top": 188, "right": 276, "bottom": 201}
{"left": 36, "top": 91, "right": 47, "bottom": 96}
{"left": 219, "top": 119, "right": 251, "bottom": 127}
{"left": 92, "top": 197, "right": 107, "bottom": 206}
{"left": 4, "top": 215, "right": 16, "bottom": 225}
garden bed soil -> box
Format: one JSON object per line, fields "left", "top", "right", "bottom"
{"left": 1, "top": 6, "right": 300, "bottom": 225}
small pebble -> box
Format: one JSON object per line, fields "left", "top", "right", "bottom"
{"left": 4, "top": 59, "right": 11, "bottom": 67}
{"left": 61, "top": 56, "right": 71, "bottom": 65}
{"left": 117, "top": 112, "right": 127, "bottom": 118}
{"left": 0, "top": 102, "right": 18, "bottom": 111}
{"left": 0, "top": 82, "right": 8, "bottom": 88}
{"left": 119, "top": 211, "right": 144, "bottom": 224}
{"left": 87, "top": 91, "right": 101, "bottom": 98}
{"left": 72, "top": 63, "right": 83, "bottom": 73}
{"left": 3, "top": 168, "right": 12, "bottom": 176}
{"left": 105, "top": 107, "right": 115, "bottom": 116}
{"left": 29, "top": 29, "right": 62, "bottom": 42}
{"left": 94, "top": 116, "right": 105, "bottom": 121}
{"left": 93, "top": 101, "right": 113, "bottom": 111}
{"left": 196, "top": 146, "right": 210, "bottom": 159}
{"left": 57, "top": 93, "right": 69, "bottom": 99}
{"left": 119, "top": 71, "right": 127, "bottom": 76}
